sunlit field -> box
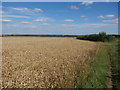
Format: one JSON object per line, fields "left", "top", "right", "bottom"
{"left": 2, "top": 37, "right": 100, "bottom": 88}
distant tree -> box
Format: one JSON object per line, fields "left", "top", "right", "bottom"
{"left": 77, "top": 32, "right": 114, "bottom": 42}
{"left": 99, "top": 32, "right": 107, "bottom": 42}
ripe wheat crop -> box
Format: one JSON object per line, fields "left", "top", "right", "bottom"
{"left": 2, "top": 37, "right": 100, "bottom": 88}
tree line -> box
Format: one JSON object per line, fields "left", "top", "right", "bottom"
{"left": 76, "top": 32, "right": 119, "bottom": 42}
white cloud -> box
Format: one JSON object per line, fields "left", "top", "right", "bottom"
{"left": 98, "top": 14, "right": 115, "bottom": 19}
{"left": 105, "top": 15, "right": 115, "bottom": 18}
{"left": 33, "top": 8, "right": 43, "bottom": 12}
{"left": 33, "top": 17, "right": 53, "bottom": 22}
{"left": 3, "top": 15, "right": 31, "bottom": 18}
{"left": 98, "top": 16, "right": 105, "bottom": 19}
{"left": 69, "top": 5, "right": 80, "bottom": 10}
{"left": 0, "top": 19, "right": 12, "bottom": 23}
{"left": 10, "top": 7, "right": 43, "bottom": 15}
{"left": 102, "top": 18, "right": 118, "bottom": 23}
{"left": 80, "top": 15, "right": 86, "bottom": 18}
{"left": 82, "top": 1, "right": 93, "bottom": 6}
{"left": 21, "top": 21, "right": 30, "bottom": 24}
{"left": 64, "top": 19, "right": 74, "bottom": 22}
{"left": 11, "top": 8, "right": 29, "bottom": 11}
{"left": 11, "top": 7, "right": 43, "bottom": 13}
{"left": 34, "top": 19, "right": 45, "bottom": 22}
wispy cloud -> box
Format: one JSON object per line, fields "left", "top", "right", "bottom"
{"left": 0, "top": 19, "right": 12, "bottom": 23}
{"left": 106, "top": 15, "right": 115, "bottom": 18}
{"left": 11, "top": 7, "right": 29, "bottom": 11}
{"left": 82, "top": 1, "right": 93, "bottom": 6}
{"left": 102, "top": 18, "right": 118, "bottom": 23}
{"left": 3, "top": 23, "right": 117, "bottom": 35}
{"left": 98, "top": 14, "right": 115, "bottom": 18}
{"left": 10, "top": 7, "right": 43, "bottom": 15}
{"left": 98, "top": 16, "right": 104, "bottom": 19}
{"left": 21, "top": 21, "right": 31, "bottom": 24}
{"left": 11, "top": 7, "right": 43, "bottom": 13}
{"left": 33, "top": 8, "right": 43, "bottom": 12}
{"left": 33, "top": 19, "right": 45, "bottom": 22}
{"left": 69, "top": 5, "right": 80, "bottom": 10}
{"left": 33, "top": 17, "right": 52, "bottom": 22}
{"left": 80, "top": 15, "right": 86, "bottom": 18}
{"left": 64, "top": 19, "right": 74, "bottom": 22}
{"left": 3, "top": 15, "right": 31, "bottom": 18}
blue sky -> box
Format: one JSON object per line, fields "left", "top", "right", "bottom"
{"left": 1, "top": 2, "right": 118, "bottom": 35}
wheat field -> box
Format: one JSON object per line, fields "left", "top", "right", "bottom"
{"left": 2, "top": 37, "right": 100, "bottom": 88}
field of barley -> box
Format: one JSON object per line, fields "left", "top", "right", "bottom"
{"left": 2, "top": 37, "right": 100, "bottom": 88}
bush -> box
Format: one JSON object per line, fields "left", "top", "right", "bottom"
{"left": 77, "top": 32, "right": 114, "bottom": 42}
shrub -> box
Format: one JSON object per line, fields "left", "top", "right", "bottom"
{"left": 77, "top": 32, "right": 114, "bottom": 42}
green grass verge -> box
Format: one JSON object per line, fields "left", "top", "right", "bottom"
{"left": 107, "top": 41, "right": 120, "bottom": 89}
{"left": 76, "top": 40, "right": 120, "bottom": 88}
{"left": 77, "top": 45, "right": 109, "bottom": 88}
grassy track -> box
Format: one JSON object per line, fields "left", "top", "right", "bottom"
{"left": 77, "top": 45, "right": 109, "bottom": 88}
{"left": 107, "top": 41, "right": 120, "bottom": 89}
{"left": 77, "top": 40, "right": 120, "bottom": 88}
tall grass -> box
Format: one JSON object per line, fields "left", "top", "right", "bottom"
{"left": 76, "top": 45, "right": 109, "bottom": 88}
{"left": 76, "top": 40, "right": 120, "bottom": 89}
{"left": 107, "top": 41, "right": 120, "bottom": 89}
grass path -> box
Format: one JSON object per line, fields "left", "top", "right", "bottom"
{"left": 77, "top": 44, "right": 109, "bottom": 88}
{"left": 77, "top": 40, "right": 119, "bottom": 88}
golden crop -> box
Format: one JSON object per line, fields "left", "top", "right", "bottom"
{"left": 2, "top": 37, "right": 100, "bottom": 88}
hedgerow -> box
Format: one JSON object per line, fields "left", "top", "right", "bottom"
{"left": 77, "top": 32, "right": 114, "bottom": 42}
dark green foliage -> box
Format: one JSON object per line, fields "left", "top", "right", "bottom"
{"left": 77, "top": 32, "right": 114, "bottom": 42}
{"left": 112, "top": 35, "right": 120, "bottom": 38}
{"left": 2, "top": 34, "right": 77, "bottom": 37}
{"left": 109, "top": 41, "right": 120, "bottom": 89}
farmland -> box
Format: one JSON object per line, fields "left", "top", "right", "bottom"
{"left": 2, "top": 37, "right": 100, "bottom": 88}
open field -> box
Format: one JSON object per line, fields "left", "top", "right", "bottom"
{"left": 2, "top": 37, "right": 100, "bottom": 88}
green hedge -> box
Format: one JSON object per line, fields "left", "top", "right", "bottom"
{"left": 77, "top": 32, "right": 114, "bottom": 42}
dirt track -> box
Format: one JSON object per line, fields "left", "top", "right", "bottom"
{"left": 2, "top": 37, "right": 99, "bottom": 88}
